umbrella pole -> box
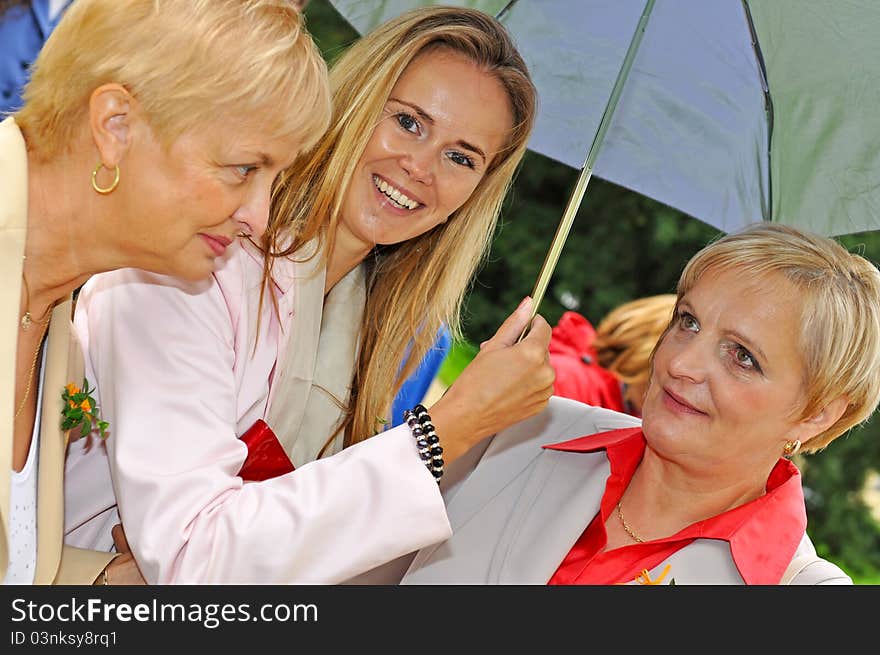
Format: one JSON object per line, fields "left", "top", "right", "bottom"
{"left": 518, "top": 0, "right": 657, "bottom": 341}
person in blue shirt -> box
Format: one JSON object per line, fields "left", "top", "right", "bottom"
{"left": 1, "top": 1, "right": 74, "bottom": 115}
{"left": 391, "top": 326, "right": 452, "bottom": 426}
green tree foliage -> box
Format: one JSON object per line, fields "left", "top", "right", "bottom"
{"left": 307, "top": 0, "right": 880, "bottom": 580}
{"left": 303, "top": 0, "right": 359, "bottom": 62}
{"left": 464, "top": 151, "right": 721, "bottom": 341}
{"left": 799, "top": 422, "right": 880, "bottom": 577}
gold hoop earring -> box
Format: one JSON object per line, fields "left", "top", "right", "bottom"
{"left": 783, "top": 439, "right": 801, "bottom": 457}
{"left": 91, "top": 162, "right": 120, "bottom": 194}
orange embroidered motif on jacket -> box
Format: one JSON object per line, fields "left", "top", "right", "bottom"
{"left": 636, "top": 564, "right": 674, "bottom": 585}
{"left": 616, "top": 564, "right": 675, "bottom": 585}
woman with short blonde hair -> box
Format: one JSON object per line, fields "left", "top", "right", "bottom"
{"left": 675, "top": 223, "right": 880, "bottom": 452}
{"left": 2, "top": 0, "right": 330, "bottom": 586}
{"left": 394, "top": 223, "right": 880, "bottom": 585}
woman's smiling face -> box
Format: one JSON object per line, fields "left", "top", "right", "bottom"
{"left": 336, "top": 47, "right": 513, "bottom": 255}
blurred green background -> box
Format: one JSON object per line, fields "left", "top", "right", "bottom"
{"left": 304, "top": 0, "right": 880, "bottom": 583}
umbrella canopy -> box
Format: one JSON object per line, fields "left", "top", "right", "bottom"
{"left": 327, "top": 0, "right": 880, "bottom": 237}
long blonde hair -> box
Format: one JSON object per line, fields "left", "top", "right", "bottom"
{"left": 265, "top": 6, "right": 536, "bottom": 450}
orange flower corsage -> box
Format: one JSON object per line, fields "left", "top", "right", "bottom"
{"left": 61, "top": 379, "right": 109, "bottom": 440}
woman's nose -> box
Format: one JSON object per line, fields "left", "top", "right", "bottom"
{"left": 664, "top": 337, "right": 707, "bottom": 384}
{"left": 234, "top": 180, "right": 272, "bottom": 239}
{"left": 400, "top": 145, "right": 435, "bottom": 184}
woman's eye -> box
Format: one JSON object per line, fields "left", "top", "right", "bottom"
{"left": 733, "top": 346, "right": 758, "bottom": 370}
{"left": 721, "top": 342, "right": 762, "bottom": 373}
{"left": 235, "top": 165, "right": 257, "bottom": 179}
{"left": 679, "top": 312, "right": 699, "bottom": 332}
{"left": 447, "top": 151, "right": 476, "bottom": 169}
{"left": 396, "top": 113, "right": 420, "bottom": 134}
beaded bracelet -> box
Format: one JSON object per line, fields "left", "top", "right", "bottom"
{"left": 403, "top": 404, "right": 444, "bottom": 484}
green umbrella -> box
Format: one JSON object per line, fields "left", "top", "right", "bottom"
{"left": 327, "top": 0, "right": 880, "bottom": 318}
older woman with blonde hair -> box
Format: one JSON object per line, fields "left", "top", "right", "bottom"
{"left": 65, "top": 6, "right": 555, "bottom": 584}
{"left": 1, "top": 0, "right": 330, "bottom": 586}
{"left": 391, "top": 223, "right": 880, "bottom": 585}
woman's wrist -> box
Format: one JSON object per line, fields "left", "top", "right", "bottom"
{"left": 425, "top": 396, "right": 479, "bottom": 466}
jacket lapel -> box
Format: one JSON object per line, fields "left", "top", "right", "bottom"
{"left": 33, "top": 299, "right": 76, "bottom": 584}
{"left": 493, "top": 450, "right": 609, "bottom": 584}
{"left": 292, "top": 262, "right": 364, "bottom": 463}
{"left": 265, "top": 241, "right": 366, "bottom": 467}
{"left": 628, "top": 540, "right": 744, "bottom": 585}
{"left": 442, "top": 408, "right": 635, "bottom": 537}
{"left": 0, "top": 117, "right": 29, "bottom": 580}
{"left": 264, "top": 245, "right": 325, "bottom": 460}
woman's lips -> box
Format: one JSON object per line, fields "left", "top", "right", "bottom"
{"left": 200, "top": 234, "right": 232, "bottom": 257}
{"left": 662, "top": 388, "right": 707, "bottom": 416}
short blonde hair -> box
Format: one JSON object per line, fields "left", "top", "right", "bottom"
{"left": 594, "top": 294, "right": 677, "bottom": 390}
{"left": 676, "top": 223, "right": 880, "bottom": 452}
{"left": 17, "top": 0, "right": 330, "bottom": 159}
{"left": 267, "top": 6, "right": 536, "bottom": 449}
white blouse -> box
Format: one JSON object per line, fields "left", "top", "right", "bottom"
{"left": 3, "top": 346, "right": 46, "bottom": 585}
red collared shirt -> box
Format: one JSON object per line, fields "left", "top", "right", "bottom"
{"left": 545, "top": 428, "right": 807, "bottom": 585}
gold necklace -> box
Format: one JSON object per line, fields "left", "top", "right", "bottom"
{"left": 616, "top": 500, "right": 646, "bottom": 543}
{"left": 20, "top": 272, "right": 52, "bottom": 331}
{"left": 14, "top": 320, "right": 50, "bottom": 421}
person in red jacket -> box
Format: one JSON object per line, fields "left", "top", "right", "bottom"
{"left": 549, "top": 295, "right": 676, "bottom": 416}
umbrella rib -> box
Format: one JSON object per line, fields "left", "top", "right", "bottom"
{"left": 495, "top": 0, "right": 519, "bottom": 21}
{"left": 741, "top": 0, "right": 774, "bottom": 222}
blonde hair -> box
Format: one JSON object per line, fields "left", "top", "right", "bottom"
{"left": 16, "top": 0, "right": 330, "bottom": 160}
{"left": 594, "top": 294, "right": 677, "bottom": 390}
{"left": 675, "top": 223, "right": 880, "bottom": 453}
{"left": 266, "top": 6, "right": 536, "bottom": 450}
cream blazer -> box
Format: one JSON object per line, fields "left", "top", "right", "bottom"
{"left": 0, "top": 116, "right": 114, "bottom": 584}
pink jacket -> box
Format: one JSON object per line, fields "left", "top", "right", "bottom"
{"left": 64, "top": 243, "right": 451, "bottom": 584}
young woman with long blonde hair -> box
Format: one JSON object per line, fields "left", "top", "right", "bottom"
{"left": 66, "top": 6, "right": 555, "bottom": 584}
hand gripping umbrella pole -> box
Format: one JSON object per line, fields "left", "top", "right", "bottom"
{"left": 518, "top": 0, "right": 656, "bottom": 341}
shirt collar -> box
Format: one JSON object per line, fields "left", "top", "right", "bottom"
{"left": 544, "top": 427, "right": 806, "bottom": 584}
{"left": 544, "top": 426, "right": 643, "bottom": 455}
{"left": 31, "top": 0, "right": 69, "bottom": 35}
{"left": 48, "top": 0, "right": 69, "bottom": 21}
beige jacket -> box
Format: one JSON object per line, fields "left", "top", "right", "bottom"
{"left": 0, "top": 116, "right": 115, "bottom": 584}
